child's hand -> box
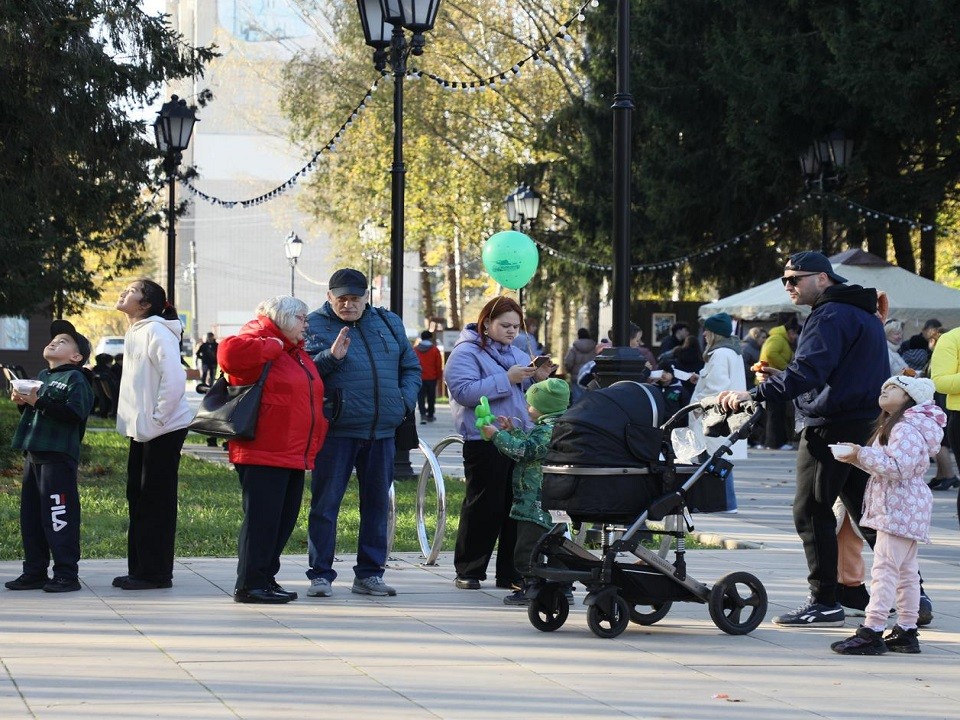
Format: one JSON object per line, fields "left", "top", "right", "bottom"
{"left": 832, "top": 442, "right": 861, "bottom": 463}
{"left": 496, "top": 415, "right": 515, "bottom": 431}
{"left": 479, "top": 423, "right": 498, "bottom": 440}
{"left": 12, "top": 388, "right": 38, "bottom": 406}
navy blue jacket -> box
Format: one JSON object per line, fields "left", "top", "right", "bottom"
{"left": 305, "top": 303, "right": 421, "bottom": 440}
{"left": 756, "top": 284, "right": 888, "bottom": 427}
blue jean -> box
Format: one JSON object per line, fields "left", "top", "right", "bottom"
{"left": 307, "top": 436, "right": 394, "bottom": 582}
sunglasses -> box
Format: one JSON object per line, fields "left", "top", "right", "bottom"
{"left": 780, "top": 272, "right": 819, "bottom": 287}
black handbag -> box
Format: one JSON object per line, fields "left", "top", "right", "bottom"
{"left": 188, "top": 362, "right": 272, "bottom": 440}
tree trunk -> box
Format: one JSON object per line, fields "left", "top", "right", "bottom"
{"left": 919, "top": 205, "right": 937, "bottom": 279}
{"left": 890, "top": 223, "right": 916, "bottom": 273}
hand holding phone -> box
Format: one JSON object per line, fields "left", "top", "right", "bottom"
{"left": 529, "top": 355, "right": 551, "bottom": 368}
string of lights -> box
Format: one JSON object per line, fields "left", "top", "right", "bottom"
{"left": 179, "top": 73, "right": 388, "bottom": 208}
{"left": 409, "top": 0, "right": 598, "bottom": 92}
{"left": 533, "top": 194, "right": 939, "bottom": 273}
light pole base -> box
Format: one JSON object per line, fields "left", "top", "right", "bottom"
{"left": 394, "top": 449, "right": 416, "bottom": 480}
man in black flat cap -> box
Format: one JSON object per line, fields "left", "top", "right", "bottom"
{"left": 718, "top": 251, "right": 900, "bottom": 627}
{"left": 303, "top": 268, "right": 421, "bottom": 599}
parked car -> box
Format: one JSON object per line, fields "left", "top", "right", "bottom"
{"left": 94, "top": 336, "right": 125, "bottom": 357}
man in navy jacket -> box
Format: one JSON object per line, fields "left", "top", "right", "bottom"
{"left": 303, "top": 268, "right": 421, "bottom": 598}
{"left": 720, "top": 251, "right": 889, "bottom": 627}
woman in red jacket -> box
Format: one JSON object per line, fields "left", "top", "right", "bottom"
{"left": 218, "top": 296, "right": 328, "bottom": 604}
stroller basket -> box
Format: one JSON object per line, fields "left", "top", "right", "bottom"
{"left": 541, "top": 463, "right": 727, "bottom": 523}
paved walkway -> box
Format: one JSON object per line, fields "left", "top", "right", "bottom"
{"left": 2, "top": 404, "right": 958, "bottom": 718}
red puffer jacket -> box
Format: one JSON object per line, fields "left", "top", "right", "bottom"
{"left": 218, "top": 316, "right": 327, "bottom": 469}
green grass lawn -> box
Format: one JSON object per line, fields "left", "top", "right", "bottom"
{"left": 0, "top": 401, "right": 464, "bottom": 561}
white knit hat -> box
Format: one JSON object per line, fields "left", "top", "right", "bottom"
{"left": 883, "top": 375, "right": 936, "bottom": 406}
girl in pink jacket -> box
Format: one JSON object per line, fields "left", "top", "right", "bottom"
{"left": 830, "top": 375, "right": 945, "bottom": 656}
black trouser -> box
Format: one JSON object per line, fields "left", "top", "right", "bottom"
{"left": 125, "top": 428, "right": 188, "bottom": 582}
{"left": 764, "top": 398, "right": 790, "bottom": 448}
{"left": 514, "top": 520, "right": 553, "bottom": 577}
{"left": 794, "top": 421, "right": 876, "bottom": 605}
{"left": 20, "top": 456, "right": 81, "bottom": 580}
{"left": 454, "top": 440, "right": 518, "bottom": 582}
{"left": 418, "top": 379, "right": 437, "bottom": 420}
{"left": 235, "top": 464, "right": 305, "bottom": 591}
{"left": 200, "top": 362, "right": 216, "bottom": 386}
{"left": 947, "top": 411, "right": 960, "bottom": 528}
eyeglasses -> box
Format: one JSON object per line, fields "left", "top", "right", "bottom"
{"left": 295, "top": 314, "right": 308, "bottom": 323}
{"left": 780, "top": 272, "right": 819, "bottom": 287}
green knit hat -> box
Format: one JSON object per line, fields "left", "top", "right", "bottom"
{"left": 526, "top": 378, "right": 570, "bottom": 415}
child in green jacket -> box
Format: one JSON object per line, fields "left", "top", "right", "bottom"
{"left": 479, "top": 377, "right": 570, "bottom": 605}
{"left": 5, "top": 320, "right": 93, "bottom": 593}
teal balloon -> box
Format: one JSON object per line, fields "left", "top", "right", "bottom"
{"left": 482, "top": 231, "right": 539, "bottom": 289}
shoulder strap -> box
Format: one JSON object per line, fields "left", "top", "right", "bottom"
{"left": 374, "top": 307, "right": 404, "bottom": 356}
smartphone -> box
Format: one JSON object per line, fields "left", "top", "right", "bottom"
{"left": 529, "top": 355, "right": 551, "bottom": 368}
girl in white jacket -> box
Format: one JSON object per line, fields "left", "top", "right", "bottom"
{"left": 114, "top": 279, "right": 192, "bottom": 590}
{"left": 830, "top": 375, "right": 945, "bottom": 655}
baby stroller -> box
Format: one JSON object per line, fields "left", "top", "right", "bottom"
{"left": 528, "top": 381, "right": 767, "bottom": 639}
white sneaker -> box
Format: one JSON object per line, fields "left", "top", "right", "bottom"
{"left": 307, "top": 578, "right": 332, "bottom": 597}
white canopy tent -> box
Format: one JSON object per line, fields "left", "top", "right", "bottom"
{"left": 699, "top": 249, "right": 960, "bottom": 335}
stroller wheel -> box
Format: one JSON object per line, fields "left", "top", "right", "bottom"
{"left": 586, "top": 594, "right": 630, "bottom": 639}
{"left": 527, "top": 585, "right": 570, "bottom": 632}
{"left": 708, "top": 571, "right": 768, "bottom": 635}
{"left": 629, "top": 601, "right": 672, "bottom": 626}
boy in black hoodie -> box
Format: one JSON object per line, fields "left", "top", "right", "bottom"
{"left": 5, "top": 320, "right": 93, "bottom": 593}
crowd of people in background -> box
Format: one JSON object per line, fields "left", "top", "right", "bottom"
{"left": 5, "top": 254, "right": 959, "bottom": 661}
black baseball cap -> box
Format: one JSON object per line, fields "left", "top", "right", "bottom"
{"left": 785, "top": 251, "right": 847, "bottom": 284}
{"left": 328, "top": 268, "right": 368, "bottom": 297}
{"left": 50, "top": 319, "right": 92, "bottom": 365}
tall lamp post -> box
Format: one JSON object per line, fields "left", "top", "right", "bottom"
{"left": 357, "top": 1, "right": 441, "bottom": 478}
{"left": 284, "top": 231, "right": 303, "bottom": 296}
{"left": 153, "top": 95, "right": 198, "bottom": 307}
{"left": 800, "top": 129, "right": 853, "bottom": 255}
{"left": 356, "top": 0, "right": 441, "bottom": 318}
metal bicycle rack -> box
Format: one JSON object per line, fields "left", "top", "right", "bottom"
{"left": 386, "top": 434, "right": 461, "bottom": 565}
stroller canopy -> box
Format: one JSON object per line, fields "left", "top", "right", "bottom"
{"left": 545, "top": 381, "right": 664, "bottom": 468}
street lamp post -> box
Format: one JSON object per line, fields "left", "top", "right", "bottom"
{"left": 504, "top": 183, "right": 541, "bottom": 304}
{"left": 357, "top": 1, "right": 441, "bottom": 479}
{"left": 284, "top": 231, "right": 303, "bottom": 296}
{"left": 800, "top": 129, "right": 853, "bottom": 255}
{"left": 356, "top": 0, "right": 441, "bottom": 317}
{"left": 153, "top": 95, "right": 198, "bottom": 307}
{"left": 611, "top": 0, "right": 634, "bottom": 348}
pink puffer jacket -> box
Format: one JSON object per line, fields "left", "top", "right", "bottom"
{"left": 856, "top": 403, "right": 946, "bottom": 542}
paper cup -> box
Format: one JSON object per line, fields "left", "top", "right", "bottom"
{"left": 828, "top": 443, "right": 854, "bottom": 460}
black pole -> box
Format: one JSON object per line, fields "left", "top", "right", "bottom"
{"left": 166, "top": 160, "right": 178, "bottom": 306}
{"left": 290, "top": 261, "right": 296, "bottom": 297}
{"left": 390, "top": 25, "right": 406, "bottom": 319}
{"left": 388, "top": 26, "right": 414, "bottom": 478}
{"left": 611, "top": 0, "right": 634, "bottom": 347}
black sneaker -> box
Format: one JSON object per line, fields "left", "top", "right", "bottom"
{"left": 831, "top": 626, "right": 887, "bottom": 655}
{"left": 884, "top": 625, "right": 921, "bottom": 654}
{"left": 43, "top": 577, "right": 81, "bottom": 593}
{"left": 772, "top": 596, "right": 845, "bottom": 627}
{"left": 502, "top": 589, "right": 529, "bottom": 606}
{"left": 4, "top": 574, "right": 49, "bottom": 591}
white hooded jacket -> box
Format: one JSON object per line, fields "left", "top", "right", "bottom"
{"left": 116, "top": 316, "right": 192, "bottom": 442}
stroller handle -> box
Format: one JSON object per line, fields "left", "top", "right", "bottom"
{"left": 661, "top": 391, "right": 762, "bottom": 434}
